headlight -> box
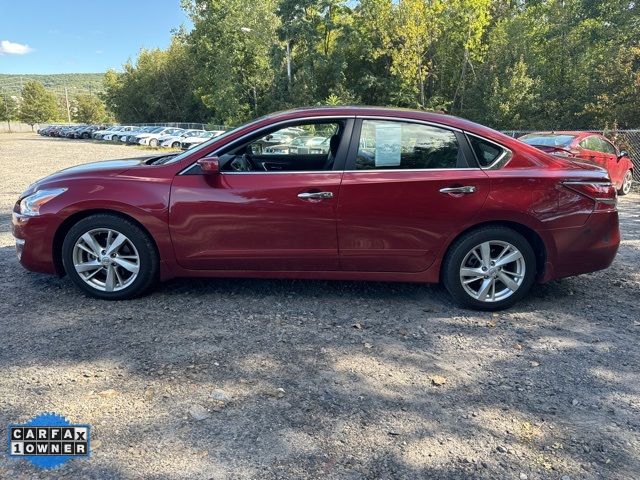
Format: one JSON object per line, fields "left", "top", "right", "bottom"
{"left": 19, "top": 188, "right": 67, "bottom": 216}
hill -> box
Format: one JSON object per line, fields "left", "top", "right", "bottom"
{"left": 0, "top": 73, "right": 105, "bottom": 99}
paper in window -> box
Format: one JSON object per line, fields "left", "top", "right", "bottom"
{"left": 374, "top": 123, "right": 402, "bottom": 166}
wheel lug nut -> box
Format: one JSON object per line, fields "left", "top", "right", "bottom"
{"left": 481, "top": 267, "right": 487, "bottom": 271}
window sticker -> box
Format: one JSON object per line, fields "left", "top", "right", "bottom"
{"left": 374, "top": 123, "right": 402, "bottom": 166}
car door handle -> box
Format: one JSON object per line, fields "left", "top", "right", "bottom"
{"left": 439, "top": 186, "right": 476, "bottom": 195}
{"left": 298, "top": 191, "right": 334, "bottom": 200}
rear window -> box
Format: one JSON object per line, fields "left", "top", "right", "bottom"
{"left": 519, "top": 134, "right": 576, "bottom": 147}
{"left": 468, "top": 136, "right": 505, "bottom": 167}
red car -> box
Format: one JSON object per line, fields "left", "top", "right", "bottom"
{"left": 12, "top": 107, "right": 620, "bottom": 310}
{"left": 520, "top": 131, "right": 634, "bottom": 195}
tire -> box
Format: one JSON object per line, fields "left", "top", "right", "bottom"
{"left": 149, "top": 138, "right": 158, "bottom": 148}
{"left": 442, "top": 226, "right": 536, "bottom": 311}
{"left": 171, "top": 141, "right": 180, "bottom": 148}
{"left": 618, "top": 170, "right": 633, "bottom": 196}
{"left": 82, "top": 132, "right": 89, "bottom": 139}
{"left": 61, "top": 214, "right": 159, "bottom": 300}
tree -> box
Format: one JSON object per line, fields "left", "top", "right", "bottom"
{"left": 184, "top": 0, "right": 280, "bottom": 124}
{"left": 73, "top": 93, "right": 109, "bottom": 124}
{"left": 103, "top": 35, "right": 210, "bottom": 123}
{"left": 0, "top": 94, "right": 18, "bottom": 131}
{"left": 18, "top": 81, "right": 59, "bottom": 130}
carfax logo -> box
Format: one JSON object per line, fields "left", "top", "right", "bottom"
{"left": 8, "top": 412, "right": 91, "bottom": 469}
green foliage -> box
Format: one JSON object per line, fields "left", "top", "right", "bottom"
{"left": 103, "top": 36, "right": 209, "bottom": 123}
{"left": 0, "top": 94, "right": 19, "bottom": 130}
{"left": 101, "top": 0, "right": 640, "bottom": 129}
{"left": 73, "top": 93, "right": 111, "bottom": 124}
{"left": 18, "top": 81, "right": 59, "bottom": 128}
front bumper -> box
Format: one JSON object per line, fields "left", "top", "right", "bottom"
{"left": 12, "top": 211, "right": 60, "bottom": 275}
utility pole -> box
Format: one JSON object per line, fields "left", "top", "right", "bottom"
{"left": 286, "top": 39, "right": 291, "bottom": 88}
{"left": 64, "top": 86, "right": 71, "bottom": 124}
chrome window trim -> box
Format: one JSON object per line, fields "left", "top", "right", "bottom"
{"left": 464, "top": 132, "right": 513, "bottom": 170}
{"left": 178, "top": 115, "right": 353, "bottom": 175}
{"left": 342, "top": 168, "right": 480, "bottom": 173}
{"left": 354, "top": 115, "right": 463, "bottom": 133}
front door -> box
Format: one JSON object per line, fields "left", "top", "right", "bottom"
{"left": 169, "top": 118, "right": 353, "bottom": 271}
{"left": 337, "top": 118, "right": 491, "bottom": 273}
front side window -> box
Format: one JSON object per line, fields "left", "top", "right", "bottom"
{"left": 355, "top": 120, "right": 460, "bottom": 170}
{"left": 218, "top": 121, "right": 343, "bottom": 172}
{"left": 579, "top": 136, "right": 599, "bottom": 151}
{"left": 597, "top": 137, "right": 617, "bottom": 154}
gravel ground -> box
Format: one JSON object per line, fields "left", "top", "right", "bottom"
{"left": 0, "top": 132, "right": 639, "bottom": 479}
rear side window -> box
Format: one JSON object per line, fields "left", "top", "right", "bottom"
{"left": 355, "top": 120, "right": 461, "bottom": 170}
{"left": 467, "top": 135, "right": 504, "bottom": 167}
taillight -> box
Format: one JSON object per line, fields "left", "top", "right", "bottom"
{"left": 562, "top": 181, "right": 617, "bottom": 212}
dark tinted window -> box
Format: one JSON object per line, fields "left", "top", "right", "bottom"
{"left": 355, "top": 120, "right": 460, "bottom": 170}
{"left": 468, "top": 136, "right": 504, "bottom": 167}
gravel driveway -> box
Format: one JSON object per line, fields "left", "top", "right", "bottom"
{"left": 0, "top": 132, "right": 638, "bottom": 479}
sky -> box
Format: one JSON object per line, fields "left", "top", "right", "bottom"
{"left": 0, "top": 0, "right": 190, "bottom": 74}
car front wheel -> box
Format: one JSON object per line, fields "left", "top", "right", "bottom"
{"left": 442, "top": 226, "right": 536, "bottom": 311}
{"left": 62, "top": 214, "right": 159, "bottom": 300}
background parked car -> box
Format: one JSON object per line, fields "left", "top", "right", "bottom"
{"left": 180, "top": 130, "right": 224, "bottom": 150}
{"left": 93, "top": 126, "right": 123, "bottom": 140}
{"left": 519, "top": 131, "right": 634, "bottom": 195}
{"left": 133, "top": 127, "right": 184, "bottom": 147}
{"left": 160, "top": 129, "right": 203, "bottom": 148}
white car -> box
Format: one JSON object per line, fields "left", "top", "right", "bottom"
{"left": 180, "top": 130, "right": 226, "bottom": 150}
{"left": 160, "top": 129, "right": 205, "bottom": 149}
{"left": 156, "top": 128, "right": 186, "bottom": 147}
{"left": 92, "top": 126, "right": 123, "bottom": 140}
{"left": 103, "top": 126, "right": 136, "bottom": 141}
{"left": 133, "top": 127, "right": 184, "bottom": 147}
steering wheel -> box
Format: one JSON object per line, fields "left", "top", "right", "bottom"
{"left": 229, "top": 154, "right": 254, "bottom": 172}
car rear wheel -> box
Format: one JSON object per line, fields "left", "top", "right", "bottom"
{"left": 62, "top": 214, "right": 159, "bottom": 300}
{"left": 442, "top": 226, "right": 536, "bottom": 311}
{"left": 149, "top": 138, "right": 158, "bottom": 147}
{"left": 619, "top": 170, "right": 633, "bottom": 196}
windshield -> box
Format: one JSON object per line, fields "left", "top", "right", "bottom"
{"left": 150, "top": 127, "right": 165, "bottom": 133}
{"left": 162, "top": 124, "right": 253, "bottom": 164}
{"left": 519, "top": 133, "right": 576, "bottom": 147}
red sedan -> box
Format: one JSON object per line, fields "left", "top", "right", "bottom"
{"left": 12, "top": 107, "right": 620, "bottom": 310}
{"left": 520, "top": 131, "right": 634, "bottom": 195}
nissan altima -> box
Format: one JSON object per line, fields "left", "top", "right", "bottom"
{"left": 12, "top": 107, "right": 620, "bottom": 310}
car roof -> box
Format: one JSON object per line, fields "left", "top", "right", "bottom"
{"left": 260, "top": 106, "right": 520, "bottom": 145}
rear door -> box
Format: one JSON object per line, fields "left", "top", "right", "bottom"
{"left": 336, "top": 118, "right": 490, "bottom": 273}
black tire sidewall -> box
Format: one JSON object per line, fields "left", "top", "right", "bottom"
{"left": 443, "top": 227, "right": 536, "bottom": 311}
{"left": 61, "top": 214, "right": 159, "bottom": 300}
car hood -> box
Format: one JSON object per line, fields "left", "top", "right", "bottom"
{"left": 22, "top": 157, "right": 153, "bottom": 197}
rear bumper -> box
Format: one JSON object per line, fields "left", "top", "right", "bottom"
{"left": 539, "top": 210, "right": 620, "bottom": 282}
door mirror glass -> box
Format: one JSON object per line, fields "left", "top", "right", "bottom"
{"left": 198, "top": 156, "right": 220, "bottom": 175}
{"left": 618, "top": 150, "right": 629, "bottom": 159}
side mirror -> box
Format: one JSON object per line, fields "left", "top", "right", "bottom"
{"left": 197, "top": 156, "right": 220, "bottom": 175}
{"left": 618, "top": 150, "right": 629, "bottom": 159}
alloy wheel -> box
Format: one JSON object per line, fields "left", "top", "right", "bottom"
{"left": 72, "top": 228, "right": 140, "bottom": 292}
{"left": 622, "top": 170, "right": 633, "bottom": 195}
{"left": 459, "top": 240, "right": 526, "bottom": 303}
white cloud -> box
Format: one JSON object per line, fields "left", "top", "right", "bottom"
{"left": 0, "top": 40, "right": 34, "bottom": 55}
